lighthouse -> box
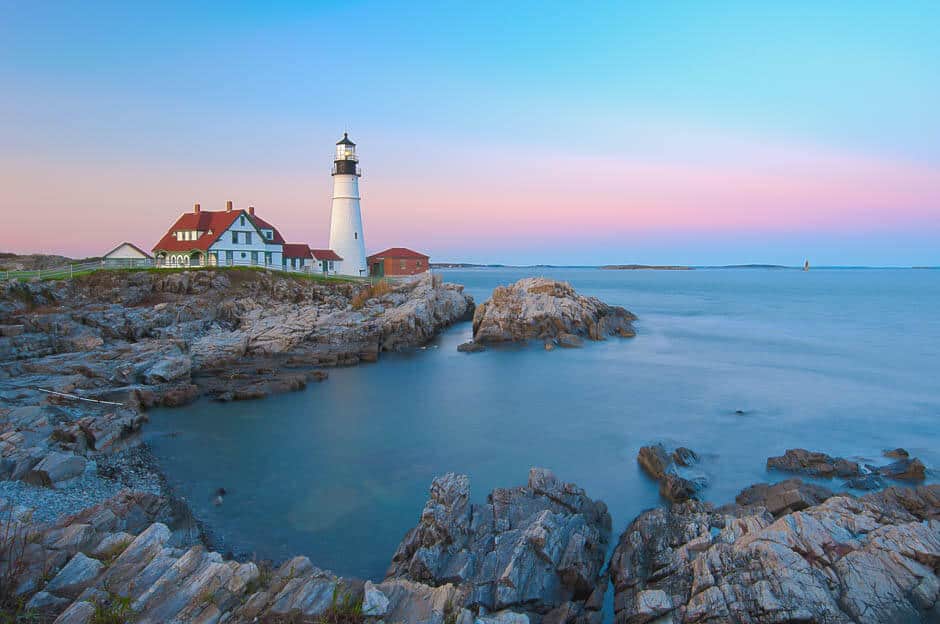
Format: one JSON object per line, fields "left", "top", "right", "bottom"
{"left": 328, "top": 133, "right": 367, "bottom": 277}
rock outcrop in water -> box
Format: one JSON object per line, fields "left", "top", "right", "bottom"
{"left": 637, "top": 443, "right": 707, "bottom": 503}
{"left": 386, "top": 467, "right": 612, "bottom": 623}
{"left": 610, "top": 483, "right": 940, "bottom": 624}
{"left": 767, "top": 447, "right": 927, "bottom": 489}
{"left": 470, "top": 277, "right": 636, "bottom": 347}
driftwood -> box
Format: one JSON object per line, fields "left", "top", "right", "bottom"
{"left": 34, "top": 388, "right": 124, "bottom": 406}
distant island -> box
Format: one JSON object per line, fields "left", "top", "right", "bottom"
{"left": 601, "top": 264, "right": 694, "bottom": 271}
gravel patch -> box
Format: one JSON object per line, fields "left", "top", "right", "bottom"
{"left": 0, "top": 446, "right": 165, "bottom": 524}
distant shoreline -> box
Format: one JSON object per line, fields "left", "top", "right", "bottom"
{"left": 600, "top": 264, "right": 693, "bottom": 271}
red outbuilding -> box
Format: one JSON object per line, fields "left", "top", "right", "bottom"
{"left": 367, "top": 247, "right": 430, "bottom": 277}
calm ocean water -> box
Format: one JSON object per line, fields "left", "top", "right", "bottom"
{"left": 147, "top": 267, "right": 940, "bottom": 581}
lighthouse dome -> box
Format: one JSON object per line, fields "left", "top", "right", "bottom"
{"left": 336, "top": 132, "right": 356, "bottom": 146}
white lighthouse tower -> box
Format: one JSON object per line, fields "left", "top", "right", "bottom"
{"left": 328, "top": 133, "right": 367, "bottom": 277}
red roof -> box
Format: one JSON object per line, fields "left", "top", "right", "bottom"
{"left": 367, "top": 247, "right": 429, "bottom": 261}
{"left": 311, "top": 249, "right": 342, "bottom": 261}
{"left": 250, "top": 214, "right": 286, "bottom": 244}
{"left": 152, "top": 210, "right": 243, "bottom": 253}
{"left": 282, "top": 243, "right": 312, "bottom": 258}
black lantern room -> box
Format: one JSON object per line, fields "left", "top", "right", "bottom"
{"left": 332, "top": 133, "right": 361, "bottom": 176}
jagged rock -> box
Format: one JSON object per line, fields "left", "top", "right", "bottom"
{"left": 610, "top": 484, "right": 940, "bottom": 624}
{"left": 478, "top": 611, "right": 531, "bottom": 623}
{"left": 875, "top": 457, "right": 926, "bottom": 481}
{"left": 91, "top": 532, "right": 134, "bottom": 559}
{"left": 844, "top": 473, "right": 884, "bottom": 490}
{"left": 637, "top": 443, "right": 706, "bottom": 502}
{"left": 766, "top": 448, "right": 861, "bottom": 478}
{"left": 387, "top": 468, "right": 610, "bottom": 622}
{"left": 77, "top": 410, "right": 147, "bottom": 452}
{"left": 557, "top": 332, "right": 584, "bottom": 348}
{"left": 735, "top": 478, "right": 834, "bottom": 517}
{"left": 23, "top": 451, "right": 86, "bottom": 487}
{"left": 472, "top": 278, "right": 636, "bottom": 345}
{"left": 457, "top": 340, "right": 486, "bottom": 353}
{"left": 362, "top": 580, "right": 390, "bottom": 616}
{"left": 143, "top": 355, "right": 191, "bottom": 384}
{"left": 672, "top": 447, "right": 698, "bottom": 467}
{"left": 52, "top": 600, "right": 95, "bottom": 624}
{"left": 884, "top": 447, "right": 910, "bottom": 459}
{"left": 25, "top": 590, "right": 71, "bottom": 612}
{"left": 45, "top": 552, "right": 104, "bottom": 598}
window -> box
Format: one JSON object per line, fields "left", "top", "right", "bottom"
{"left": 265, "top": 252, "right": 272, "bottom": 265}
{"left": 240, "top": 252, "right": 246, "bottom": 259}
{"left": 266, "top": 231, "right": 273, "bottom": 240}
{"left": 417, "top": 260, "right": 422, "bottom": 266}
{"left": 226, "top": 251, "right": 233, "bottom": 264}
{"left": 354, "top": 232, "right": 358, "bottom": 239}
{"left": 400, "top": 260, "right": 407, "bottom": 270}
{"left": 245, "top": 232, "right": 252, "bottom": 245}
{"left": 251, "top": 251, "right": 258, "bottom": 264}
{"left": 240, "top": 216, "right": 245, "bottom": 226}
{"left": 282, "top": 256, "right": 287, "bottom": 266}
{"left": 231, "top": 231, "right": 238, "bottom": 244}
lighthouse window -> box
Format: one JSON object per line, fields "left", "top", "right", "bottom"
{"left": 354, "top": 232, "right": 358, "bottom": 239}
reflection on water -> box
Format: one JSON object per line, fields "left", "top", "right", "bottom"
{"left": 146, "top": 267, "right": 940, "bottom": 580}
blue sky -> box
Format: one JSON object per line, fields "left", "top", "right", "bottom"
{"left": 1, "top": 2, "right": 938, "bottom": 264}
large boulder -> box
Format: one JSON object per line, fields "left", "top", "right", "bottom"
{"left": 387, "top": 468, "right": 611, "bottom": 623}
{"left": 610, "top": 484, "right": 940, "bottom": 624}
{"left": 766, "top": 448, "right": 861, "bottom": 478}
{"left": 472, "top": 278, "right": 636, "bottom": 345}
{"left": 23, "top": 451, "right": 86, "bottom": 487}
{"left": 735, "top": 478, "right": 834, "bottom": 517}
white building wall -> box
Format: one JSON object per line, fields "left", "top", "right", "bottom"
{"left": 328, "top": 175, "right": 367, "bottom": 277}
{"left": 104, "top": 243, "right": 149, "bottom": 260}
{"left": 209, "top": 212, "right": 282, "bottom": 266}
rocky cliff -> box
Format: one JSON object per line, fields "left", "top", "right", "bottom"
{"left": 0, "top": 269, "right": 473, "bottom": 407}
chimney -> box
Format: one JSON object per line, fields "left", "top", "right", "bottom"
{"left": 248, "top": 205, "right": 255, "bottom": 216}
{"left": 225, "top": 200, "right": 233, "bottom": 212}
{"left": 193, "top": 202, "right": 201, "bottom": 214}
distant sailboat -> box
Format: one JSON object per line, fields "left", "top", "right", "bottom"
{"left": 803, "top": 260, "right": 810, "bottom": 271}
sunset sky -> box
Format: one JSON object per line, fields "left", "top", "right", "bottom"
{"left": 2, "top": 2, "right": 938, "bottom": 265}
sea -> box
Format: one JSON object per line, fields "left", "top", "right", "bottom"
{"left": 146, "top": 266, "right": 940, "bottom": 583}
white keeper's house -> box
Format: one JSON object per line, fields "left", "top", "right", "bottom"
{"left": 152, "top": 133, "right": 367, "bottom": 277}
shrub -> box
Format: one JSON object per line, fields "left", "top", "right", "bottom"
{"left": 350, "top": 279, "right": 395, "bottom": 310}
{"left": 90, "top": 594, "right": 133, "bottom": 624}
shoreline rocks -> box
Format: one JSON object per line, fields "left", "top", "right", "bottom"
{"left": 471, "top": 277, "right": 636, "bottom": 347}
{"left": 610, "top": 483, "right": 940, "bottom": 623}
{"left": 0, "top": 468, "right": 613, "bottom": 624}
